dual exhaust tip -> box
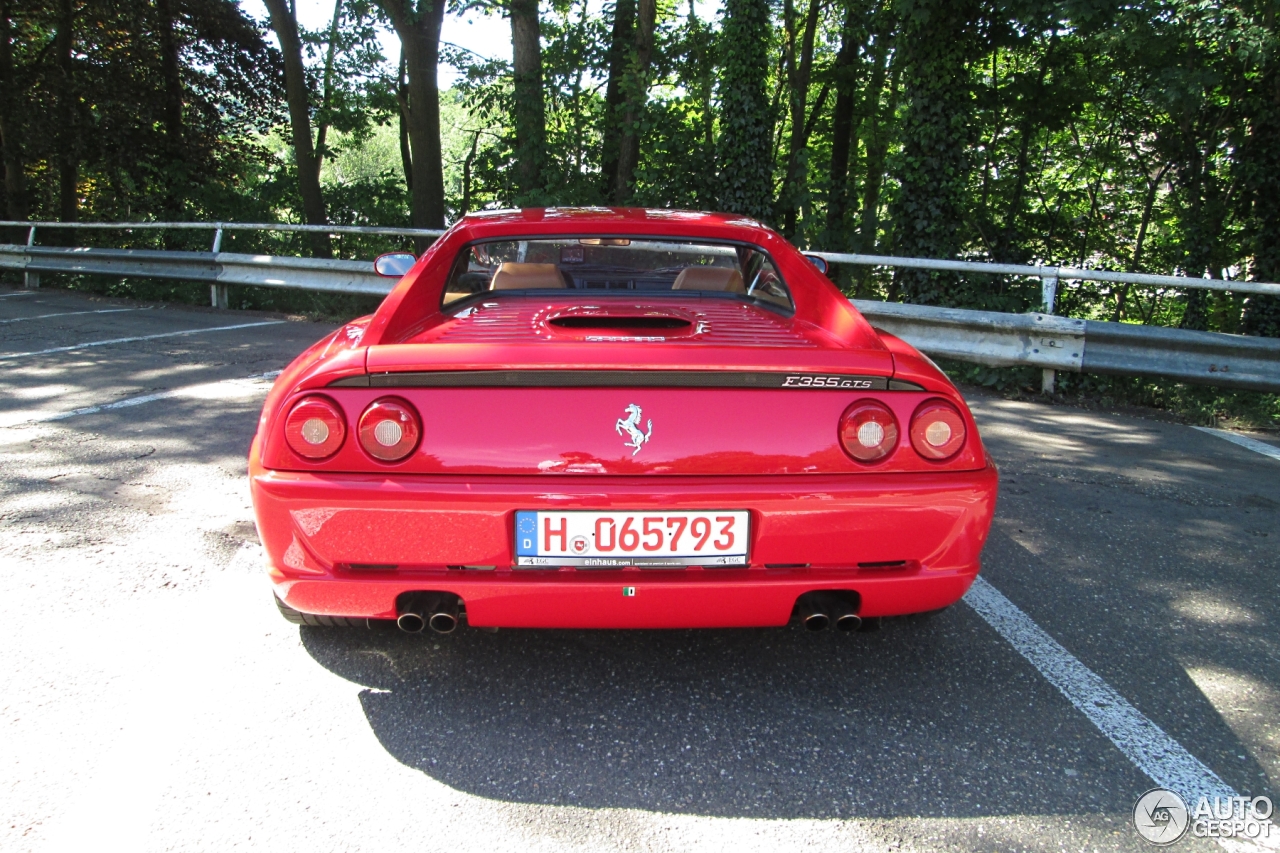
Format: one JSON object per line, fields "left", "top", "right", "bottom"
{"left": 396, "top": 593, "right": 460, "bottom": 634}
{"left": 797, "top": 591, "right": 862, "bottom": 632}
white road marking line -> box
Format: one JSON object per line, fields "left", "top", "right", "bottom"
{"left": 0, "top": 308, "right": 142, "bottom": 325}
{"left": 964, "top": 576, "right": 1236, "bottom": 805}
{"left": 1193, "top": 426, "right": 1280, "bottom": 462}
{"left": 0, "top": 291, "right": 35, "bottom": 297}
{"left": 4, "top": 371, "right": 282, "bottom": 426}
{"left": 0, "top": 320, "right": 285, "bottom": 360}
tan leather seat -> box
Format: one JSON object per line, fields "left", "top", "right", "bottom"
{"left": 489, "top": 262, "right": 566, "bottom": 290}
{"left": 671, "top": 266, "right": 745, "bottom": 293}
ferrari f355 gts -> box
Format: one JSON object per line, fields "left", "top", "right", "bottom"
{"left": 250, "top": 207, "right": 998, "bottom": 633}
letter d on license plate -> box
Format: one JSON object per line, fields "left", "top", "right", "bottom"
{"left": 514, "top": 510, "right": 749, "bottom": 567}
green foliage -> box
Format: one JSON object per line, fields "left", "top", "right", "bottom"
{"left": 3, "top": 0, "right": 1280, "bottom": 410}
{"left": 0, "top": 0, "right": 281, "bottom": 224}
{"left": 714, "top": 0, "right": 774, "bottom": 221}
{"left": 887, "top": 0, "right": 983, "bottom": 306}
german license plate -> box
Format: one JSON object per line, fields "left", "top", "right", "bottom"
{"left": 515, "top": 511, "right": 749, "bottom": 567}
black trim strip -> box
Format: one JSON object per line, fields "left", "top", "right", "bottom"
{"left": 330, "top": 370, "right": 899, "bottom": 390}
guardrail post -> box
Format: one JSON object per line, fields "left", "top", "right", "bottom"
{"left": 22, "top": 226, "right": 39, "bottom": 289}
{"left": 210, "top": 283, "right": 229, "bottom": 309}
{"left": 1041, "top": 273, "right": 1060, "bottom": 394}
{"left": 209, "top": 227, "right": 227, "bottom": 308}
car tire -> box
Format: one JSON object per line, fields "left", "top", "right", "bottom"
{"left": 274, "top": 594, "right": 368, "bottom": 628}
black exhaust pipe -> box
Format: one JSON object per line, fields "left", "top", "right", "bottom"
{"left": 795, "top": 591, "right": 831, "bottom": 630}
{"left": 795, "top": 591, "right": 861, "bottom": 632}
{"left": 803, "top": 611, "right": 830, "bottom": 631}
{"left": 397, "top": 592, "right": 444, "bottom": 633}
{"left": 831, "top": 597, "right": 861, "bottom": 631}
{"left": 428, "top": 597, "right": 460, "bottom": 634}
{"left": 834, "top": 612, "right": 862, "bottom": 632}
{"left": 396, "top": 610, "right": 426, "bottom": 633}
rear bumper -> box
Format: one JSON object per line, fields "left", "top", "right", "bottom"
{"left": 250, "top": 464, "right": 998, "bottom": 627}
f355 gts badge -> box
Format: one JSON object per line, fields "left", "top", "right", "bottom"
{"left": 616, "top": 403, "right": 653, "bottom": 455}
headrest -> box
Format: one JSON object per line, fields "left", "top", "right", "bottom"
{"left": 671, "top": 266, "right": 745, "bottom": 293}
{"left": 490, "top": 262, "right": 566, "bottom": 290}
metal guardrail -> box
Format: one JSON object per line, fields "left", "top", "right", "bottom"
{"left": 818, "top": 251, "right": 1280, "bottom": 392}
{"left": 850, "top": 301, "right": 1087, "bottom": 372}
{"left": 0, "top": 219, "right": 447, "bottom": 250}
{"left": 0, "top": 219, "right": 446, "bottom": 307}
{"left": 814, "top": 251, "right": 1280, "bottom": 298}
{"left": 853, "top": 301, "right": 1280, "bottom": 393}
{"left": 1, "top": 229, "right": 1277, "bottom": 394}
{"left": 0, "top": 246, "right": 395, "bottom": 299}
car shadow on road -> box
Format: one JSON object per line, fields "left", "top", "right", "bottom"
{"left": 301, "top": 596, "right": 1160, "bottom": 820}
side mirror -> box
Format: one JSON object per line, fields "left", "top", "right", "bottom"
{"left": 374, "top": 252, "right": 417, "bottom": 278}
{"left": 804, "top": 254, "right": 829, "bottom": 275}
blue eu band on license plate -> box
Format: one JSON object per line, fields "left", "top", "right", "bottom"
{"left": 515, "top": 510, "right": 749, "bottom": 567}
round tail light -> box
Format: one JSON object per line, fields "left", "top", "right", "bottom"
{"left": 358, "top": 398, "right": 421, "bottom": 462}
{"left": 910, "top": 399, "right": 967, "bottom": 460}
{"left": 839, "top": 400, "right": 899, "bottom": 463}
{"left": 284, "top": 396, "right": 346, "bottom": 460}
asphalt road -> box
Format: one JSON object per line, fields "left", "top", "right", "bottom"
{"left": 0, "top": 285, "right": 1275, "bottom": 852}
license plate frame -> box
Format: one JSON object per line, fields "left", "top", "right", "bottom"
{"left": 514, "top": 510, "right": 749, "bottom": 567}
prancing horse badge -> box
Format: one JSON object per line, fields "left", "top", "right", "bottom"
{"left": 615, "top": 403, "right": 653, "bottom": 455}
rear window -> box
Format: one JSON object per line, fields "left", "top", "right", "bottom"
{"left": 442, "top": 238, "right": 792, "bottom": 313}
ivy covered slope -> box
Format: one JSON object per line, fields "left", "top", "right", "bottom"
{"left": 0, "top": 0, "right": 1276, "bottom": 424}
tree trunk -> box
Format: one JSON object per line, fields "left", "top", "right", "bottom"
{"left": 1174, "top": 144, "right": 1227, "bottom": 332}
{"left": 994, "top": 35, "right": 1055, "bottom": 264}
{"left": 776, "top": 0, "right": 820, "bottom": 237}
{"left": 55, "top": 0, "right": 77, "bottom": 225}
{"left": 313, "top": 0, "right": 346, "bottom": 181}
{"left": 859, "top": 56, "right": 897, "bottom": 255}
{"left": 716, "top": 0, "right": 774, "bottom": 222}
{"left": 264, "top": 0, "right": 331, "bottom": 256}
{"left": 612, "top": 0, "right": 656, "bottom": 202}
{"left": 1241, "top": 66, "right": 1280, "bottom": 337}
{"left": 692, "top": 0, "right": 714, "bottom": 205}
{"left": 397, "top": 51, "right": 413, "bottom": 193}
{"left": 600, "top": 0, "right": 636, "bottom": 201}
{"left": 510, "top": 0, "right": 545, "bottom": 202}
{"left": 0, "top": 0, "right": 27, "bottom": 220}
{"left": 155, "top": 0, "right": 186, "bottom": 221}
{"left": 377, "top": 0, "right": 446, "bottom": 238}
{"left": 461, "top": 130, "right": 479, "bottom": 215}
{"left": 888, "top": 0, "right": 983, "bottom": 305}
{"left": 824, "top": 6, "right": 864, "bottom": 245}
{"left": 155, "top": 0, "right": 184, "bottom": 146}
{"left": 1114, "top": 162, "right": 1170, "bottom": 321}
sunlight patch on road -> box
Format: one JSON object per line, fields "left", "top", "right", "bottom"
{"left": 0, "top": 371, "right": 281, "bottom": 428}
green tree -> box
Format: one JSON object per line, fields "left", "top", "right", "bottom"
{"left": 509, "top": 0, "right": 546, "bottom": 201}
{"left": 263, "top": 0, "right": 332, "bottom": 255}
{"left": 887, "top": 0, "right": 984, "bottom": 304}
{"left": 716, "top": 0, "right": 773, "bottom": 221}
{"left": 373, "top": 0, "right": 447, "bottom": 232}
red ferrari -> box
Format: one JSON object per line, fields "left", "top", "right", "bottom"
{"left": 250, "top": 208, "right": 997, "bottom": 633}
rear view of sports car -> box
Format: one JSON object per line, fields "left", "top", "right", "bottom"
{"left": 250, "top": 208, "right": 998, "bottom": 632}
